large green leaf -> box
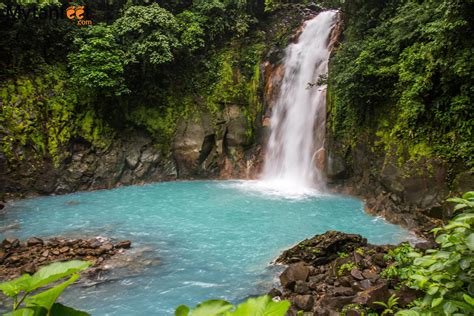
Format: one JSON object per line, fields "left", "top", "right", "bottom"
{"left": 464, "top": 294, "right": 474, "bottom": 306}
{"left": 27, "top": 261, "right": 90, "bottom": 292}
{"left": 25, "top": 274, "right": 79, "bottom": 311}
{"left": 50, "top": 303, "right": 91, "bottom": 316}
{"left": 228, "top": 295, "right": 290, "bottom": 316}
{"left": 443, "top": 301, "right": 457, "bottom": 315}
{"left": 462, "top": 192, "right": 474, "bottom": 200}
{"left": 188, "top": 300, "right": 233, "bottom": 316}
{"left": 0, "top": 274, "right": 32, "bottom": 297}
{"left": 3, "top": 307, "right": 46, "bottom": 316}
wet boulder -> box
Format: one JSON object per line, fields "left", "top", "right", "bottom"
{"left": 280, "top": 262, "right": 310, "bottom": 289}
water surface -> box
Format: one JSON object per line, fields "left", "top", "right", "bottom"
{"left": 2, "top": 180, "right": 411, "bottom": 315}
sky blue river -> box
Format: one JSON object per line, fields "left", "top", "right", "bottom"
{"left": 1, "top": 180, "right": 412, "bottom": 315}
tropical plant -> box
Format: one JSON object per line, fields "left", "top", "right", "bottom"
{"left": 380, "top": 243, "right": 415, "bottom": 280}
{"left": 0, "top": 260, "right": 91, "bottom": 316}
{"left": 337, "top": 262, "right": 357, "bottom": 276}
{"left": 175, "top": 295, "right": 290, "bottom": 316}
{"left": 68, "top": 24, "right": 129, "bottom": 98}
{"left": 374, "top": 294, "right": 400, "bottom": 315}
{"left": 395, "top": 192, "right": 474, "bottom": 315}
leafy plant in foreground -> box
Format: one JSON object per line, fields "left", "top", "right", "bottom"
{"left": 0, "top": 260, "right": 90, "bottom": 316}
{"left": 374, "top": 294, "right": 400, "bottom": 315}
{"left": 395, "top": 192, "right": 474, "bottom": 315}
{"left": 175, "top": 294, "right": 290, "bottom": 316}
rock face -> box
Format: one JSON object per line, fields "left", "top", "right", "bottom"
{"left": 272, "top": 231, "right": 423, "bottom": 315}
{"left": 324, "top": 132, "right": 473, "bottom": 231}
{"left": 173, "top": 106, "right": 261, "bottom": 179}
{"left": 0, "top": 237, "right": 133, "bottom": 280}
{"left": 1, "top": 132, "right": 177, "bottom": 198}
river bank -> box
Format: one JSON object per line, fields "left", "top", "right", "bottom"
{"left": 269, "top": 231, "right": 433, "bottom": 315}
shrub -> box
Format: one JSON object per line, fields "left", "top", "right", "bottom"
{"left": 395, "top": 192, "right": 474, "bottom": 315}
{"left": 175, "top": 295, "right": 290, "bottom": 316}
{"left": 0, "top": 260, "right": 90, "bottom": 316}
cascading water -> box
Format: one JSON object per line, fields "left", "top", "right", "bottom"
{"left": 262, "top": 11, "right": 338, "bottom": 192}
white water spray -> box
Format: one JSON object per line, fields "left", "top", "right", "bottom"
{"left": 262, "top": 11, "right": 338, "bottom": 192}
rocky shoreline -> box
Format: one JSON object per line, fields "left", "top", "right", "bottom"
{"left": 269, "top": 231, "right": 434, "bottom": 315}
{"left": 0, "top": 236, "right": 132, "bottom": 281}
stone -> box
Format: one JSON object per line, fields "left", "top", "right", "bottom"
{"left": 52, "top": 250, "right": 60, "bottom": 256}
{"left": 345, "top": 309, "right": 364, "bottom": 316}
{"left": 295, "top": 280, "right": 310, "bottom": 294}
{"left": 280, "top": 262, "right": 310, "bottom": 289}
{"left": 41, "top": 250, "right": 49, "bottom": 257}
{"left": 268, "top": 288, "right": 282, "bottom": 298}
{"left": 89, "top": 240, "right": 102, "bottom": 249}
{"left": 276, "top": 231, "right": 367, "bottom": 266}
{"left": 319, "top": 295, "right": 355, "bottom": 310}
{"left": 414, "top": 241, "right": 438, "bottom": 251}
{"left": 293, "top": 295, "right": 314, "bottom": 311}
{"left": 59, "top": 246, "right": 70, "bottom": 254}
{"left": 339, "top": 276, "right": 352, "bottom": 287}
{"left": 26, "top": 237, "right": 43, "bottom": 247}
{"left": 350, "top": 268, "right": 364, "bottom": 280}
{"left": 125, "top": 150, "right": 141, "bottom": 170}
{"left": 313, "top": 307, "right": 330, "bottom": 316}
{"left": 333, "top": 287, "right": 354, "bottom": 296}
{"left": 22, "top": 263, "right": 36, "bottom": 274}
{"left": 372, "top": 253, "right": 386, "bottom": 267}
{"left": 395, "top": 286, "right": 424, "bottom": 307}
{"left": 115, "top": 240, "right": 131, "bottom": 249}
{"left": 2, "top": 238, "right": 20, "bottom": 249}
{"left": 362, "top": 270, "right": 379, "bottom": 282}
{"left": 353, "top": 282, "right": 390, "bottom": 309}
{"left": 100, "top": 243, "right": 114, "bottom": 252}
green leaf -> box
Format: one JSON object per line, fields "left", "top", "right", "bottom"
{"left": 427, "top": 286, "right": 439, "bottom": 295}
{"left": 432, "top": 297, "right": 443, "bottom": 308}
{"left": 175, "top": 305, "right": 190, "bottom": 316}
{"left": 466, "top": 233, "right": 474, "bottom": 251}
{"left": 27, "top": 261, "right": 90, "bottom": 292}
{"left": 464, "top": 294, "right": 474, "bottom": 306}
{"left": 443, "top": 301, "right": 457, "bottom": 315}
{"left": 50, "top": 303, "right": 91, "bottom": 316}
{"left": 188, "top": 300, "right": 233, "bottom": 316}
{"left": 4, "top": 307, "right": 46, "bottom": 316}
{"left": 414, "top": 257, "right": 436, "bottom": 267}
{"left": 25, "top": 274, "right": 79, "bottom": 311}
{"left": 462, "top": 192, "right": 474, "bottom": 200}
{"left": 229, "top": 295, "right": 290, "bottom": 316}
{"left": 0, "top": 274, "right": 32, "bottom": 297}
{"left": 395, "top": 311, "right": 420, "bottom": 316}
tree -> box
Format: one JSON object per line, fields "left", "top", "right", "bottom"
{"left": 68, "top": 24, "right": 128, "bottom": 97}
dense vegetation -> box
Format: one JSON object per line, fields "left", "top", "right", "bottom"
{"left": 328, "top": 0, "right": 473, "bottom": 167}
{"left": 0, "top": 0, "right": 308, "bottom": 165}
{"left": 0, "top": 260, "right": 90, "bottom": 315}
{"left": 1, "top": 0, "right": 471, "bottom": 171}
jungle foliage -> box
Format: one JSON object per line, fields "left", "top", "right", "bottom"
{"left": 379, "top": 192, "right": 474, "bottom": 315}
{"left": 0, "top": 0, "right": 305, "bottom": 163}
{"left": 328, "top": 0, "right": 474, "bottom": 166}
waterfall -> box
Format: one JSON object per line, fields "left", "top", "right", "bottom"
{"left": 262, "top": 11, "right": 338, "bottom": 192}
